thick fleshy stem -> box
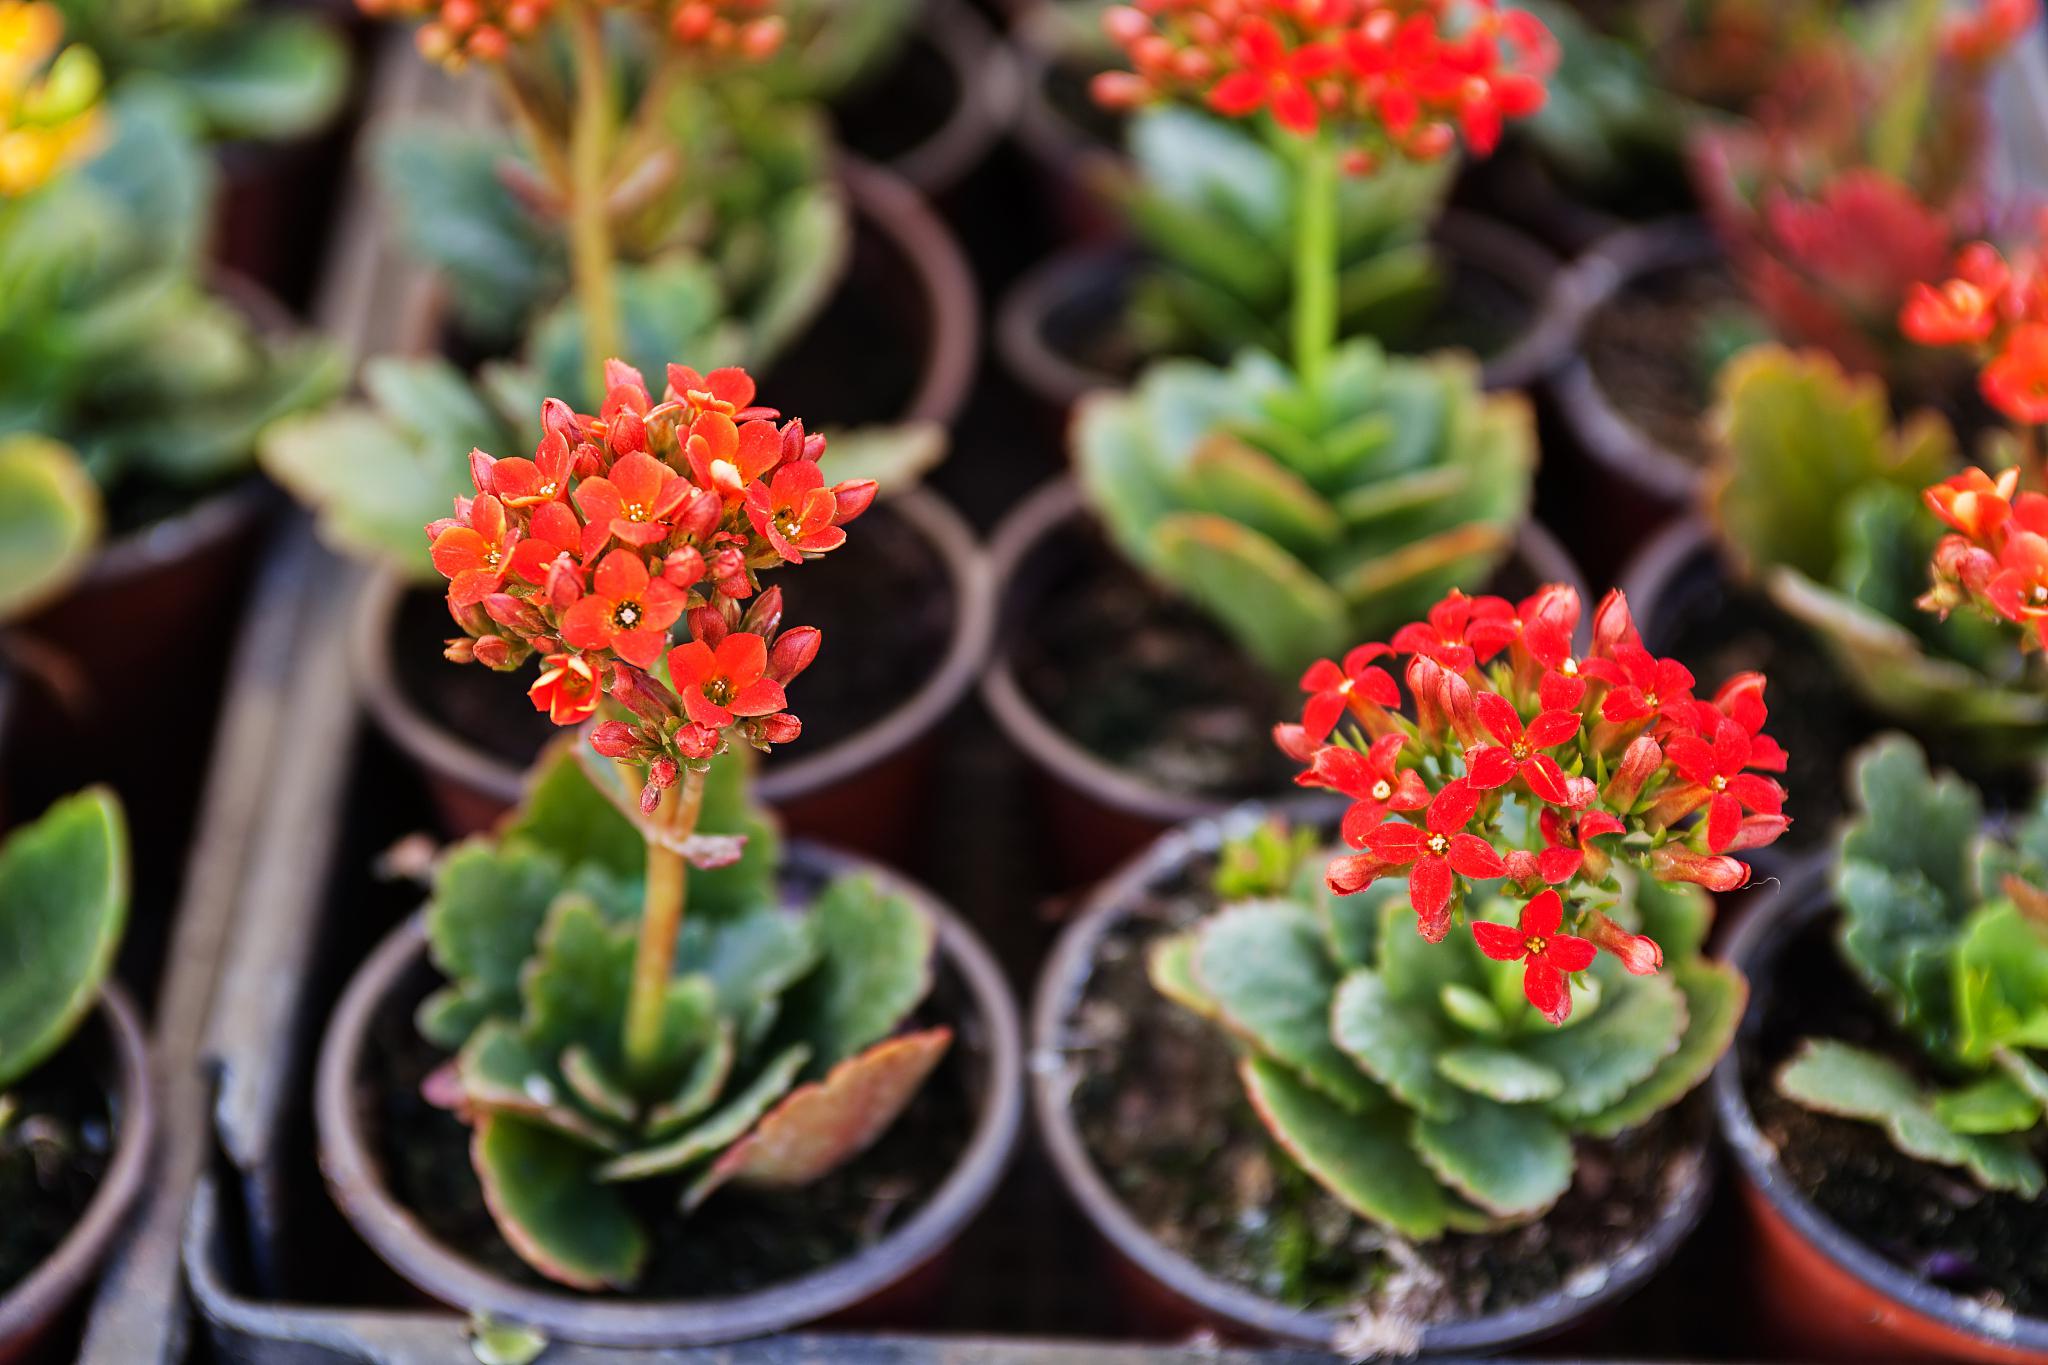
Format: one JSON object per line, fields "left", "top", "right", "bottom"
{"left": 622, "top": 760, "right": 708, "bottom": 1082}
{"left": 1292, "top": 135, "right": 1340, "bottom": 389}
{"left": 566, "top": 4, "right": 623, "bottom": 395}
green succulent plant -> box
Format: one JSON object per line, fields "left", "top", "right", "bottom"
{"left": 1704, "top": 344, "right": 2047, "bottom": 761}
{"left": 1776, "top": 734, "right": 2048, "bottom": 1195}
{"left": 1149, "top": 821, "right": 1743, "bottom": 1237}
{"left": 0, "top": 788, "right": 129, "bottom": 1098}
{"left": 1114, "top": 106, "right": 1451, "bottom": 363}
{"left": 750, "top": 0, "right": 920, "bottom": 103}
{"left": 416, "top": 742, "right": 949, "bottom": 1289}
{"left": 1074, "top": 337, "right": 1535, "bottom": 679}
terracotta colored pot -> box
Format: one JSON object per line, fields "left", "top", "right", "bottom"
{"left": 1713, "top": 866, "right": 2048, "bottom": 1364}
{"left": 981, "top": 476, "right": 1589, "bottom": 887}
{"left": 314, "top": 843, "right": 1022, "bottom": 1348}
{"left": 1032, "top": 803, "right": 1717, "bottom": 1352}
{"left": 353, "top": 484, "right": 992, "bottom": 858}
{"left": 0, "top": 987, "right": 156, "bottom": 1363}
{"left": 996, "top": 211, "right": 1567, "bottom": 423}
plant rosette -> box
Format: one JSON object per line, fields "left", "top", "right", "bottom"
{"left": 1714, "top": 735, "right": 2048, "bottom": 1363}
{"left": 0, "top": 789, "right": 154, "bottom": 1360}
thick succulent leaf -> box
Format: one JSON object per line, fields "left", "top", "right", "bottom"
{"left": 1074, "top": 392, "right": 1179, "bottom": 569}
{"left": 0, "top": 436, "right": 101, "bottom": 622}
{"left": 1374, "top": 892, "right": 1488, "bottom": 1003}
{"left": 1933, "top": 1073, "right": 2044, "bottom": 1135}
{"left": 1411, "top": 1099, "right": 1574, "bottom": 1219}
{"left": 1953, "top": 902, "right": 2048, "bottom": 1063}
{"left": 1438, "top": 1046, "right": 1565, "bottom": 1103}
{"left": 473, "top": 1114, "right": 646, "bottom": 1290}
{"left": 647, "top": 1021, "right": 738, "bottom": 1137}
{"left": 812, "top": 421, "right": 945, "bottom": 496}
{"left": 1523, "top": 971, "right": 1686, "bottom": 1120}
{"left": 417, "top": 981, "right": 496, "bottom": 1052}
{"left": 1836, "top": 861, "right": 1964, "bottom": 1056}
{"left": 1706, "top": 345, "right": 1954, "bottom": 582}
{"left": 158, "top": 14, "right": 348, "bottom": 140}
{"left": 0, "top": 789, "right": 127, "bottom": 1090}
{"left": 456, "top": 1021, "right": 622, "bottom": 1151}
{"left": 742, "top": 184, "right": 849, "bottom": 362}
{"left": 597, "top": 1043, "right": 810, "bottom": 1182}
{"left": 1332, "top": 970, "right": 1464, "bottom": 1120}
{"left": 1321, "top": 878, "right": 1402, "bottom": 970}
{"left": 1440, "top": 985, "right": 1507, "bottom": 1037}
{"left": 1195, "top": 901, "right": 1379, "bottom": 1110}
{"left": 772, "top": 874, "right": 931, "bottom": 1073}
{"left": 1623, "top": 867, "right": 1713, "bottom": 963}
{"left": 561, "top": 1046, "right": 640, "bottom": 1126}
{"left": 423, "top": 841, "right": 567, "bottom": 1036}
{"left": 1151, "top": 512, "right": 1351, "bottom": 677}
{"left": 505, "top": 743, "right": 646, "bottom": 883}
{"left": 1840, "top": 734, "right": 1981, "bottom": 913}
{"left": 1777, "top": 1040, "right": 2044, "bottom": 1194}
{"left": 1147, "top": 932, "right": 1219, "bottom": 1019}
{"left": 1240, "top": 1055, "right": 1455, "bottom": 1240}
{"left": 675, "top": 904, "right": 818, "bottom": 1018}
{"left": 683, "top": 1028, "right": 950, "bottom": 1208}
{"left": 521, "top": 897, "right": 719, "bottom": 1090}
{"left": 1578, "top": 962, "right": 1746, "bottom": 1138}
{"left": 1173, "top": 431, "right": 1340, "bottom": 559}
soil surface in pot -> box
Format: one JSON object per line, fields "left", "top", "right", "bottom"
{"left": 1742, "top": 914, "right": 2048, "bottom": 1317}
{"left": 0, "top": 1034, "right": 114, "bottom": 1297}
{"left": 364, "top": 962, "right": 977, "bottom": 1297}
{"left": 831, "top": 24, "right": 960, "bottom": 169}
{"left": 1582, "top": 259, "right": 1747, "bottom": 470}
{"left": 1064, "top": 847, "right": 1710, "bottom": 1326}
{"left": 393, "top": 500, "right": 954, "bottom": 780}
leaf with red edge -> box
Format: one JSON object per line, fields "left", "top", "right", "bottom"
{"left": 472, "top": 1114, "right": 646, "bottom": 1290}
{"left": 683, "top": 1028, "right": 951, "bottom": 1209}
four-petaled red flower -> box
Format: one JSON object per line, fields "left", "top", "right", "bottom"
{"left": 1664, "top": 715, "right": 1787, "bottom": 851}
{"left": 686, "top": 413, "right": 785, "bottom": 502}
{"left": 559, "top": 549, "right": 686, "bottom": 667}
{"left": 430, "top": 494, "right": 518, "bottom": 609}
{"left": 666, "top": 632, "right": 787, "bottom": 730}
{"left": 1301, "top": 733, "right": 1430, "bottom": 847}
{"left": 1582, "top": 643, "right": 1694, "bottom": 727}
{"left": 573, "top": 451, "right": 691, "bottom": 557}
{"left": 745, "top": 461, "right": 847, "bottom": 563}
{"left": 528, "top": 652, "right": 601, "bottom": 725}
{"left": 491, "top": 429, "right": 578, "bottom": 508}
{"left": 1361, "top": 779, "right": 1506, "bottom": 942}
{"left": 1208, "top": 18, "right": 1339, "bottom": 135}
{"left": 1390, "top": 590, "right": 1513, "bottom": 673}
{"left": 1472, "top": 890, "right": 1597, "bottom": 1024}
{"left": 1982, "top": 323, "right": 2048, "bottom": 425}
{"left": 1299, "top": 644, "right": 1399, "bottom": 742}
{"left": 1465, "top": 679, "right": 1581, "bottom": 804}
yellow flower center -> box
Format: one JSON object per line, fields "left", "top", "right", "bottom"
{"left": 1370, "top": 779, "right": 1392, "bottom": 802}
{"left": 1426, "top": 833, "right": 1449, "bottom": 857}
{"left": 612, "top": 601, "right": 642, "bottom": 630}
{"left": 1524, "top": 935, "right": 1546, "bottom": 956}
{"left": 1710, "top": 774, "right": 1727, "bottom": 793}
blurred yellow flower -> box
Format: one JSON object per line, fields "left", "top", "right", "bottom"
{"left": 0, "top": 1, "right": 104, "bottom": 196}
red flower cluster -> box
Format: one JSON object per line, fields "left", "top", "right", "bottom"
{"left": 1283, "top": 584, "right": 1790, "bottom": 1024}
{"left": 1902, "top": 236, "right": 2048, "bottom": 425}
{"left": 667, "top": 0, "right": 784, "bottom": 58}
{"left": 427, "top": 360, "right": 874, "bottom": 806}
{"left": 362, "top": 0, "right": 780, "bottom": 66}
{"left": 1945, "top": 0, "right": 2039, "bottom": 66}
{"left": 1921, "top": 466, "right": 2048, "bottom": 648}
{"left": 1090, "top": 0, "right": 1555, "bottom": 169}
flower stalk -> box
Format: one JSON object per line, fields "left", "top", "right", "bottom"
{"left": 1292, "top": 136, "right": 1339, "bottom": 388}
{"left": 566, "top": 5, "right": 622, "bottom": 391}
{"left": 623, "top": 761, "right": 707, "bottom": 1079}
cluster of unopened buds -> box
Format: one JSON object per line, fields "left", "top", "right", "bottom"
{"left": 1921, "top": 467, "right": 2048, "bottom": 650}
{"left": 1089, "top": 0, "right": 1555, "bottom": 168}
{"left": 0, "top": 1, "right": 103, "bottom": 197}
{"left": 355, "top": 0, "right": 548, "bottom": 65}
{"left": 1281, "top": 584, "right": 1790, "bottom": 1024}
{"left": 667, "top": 0, "right": 783, "bottom": 57}
{"left": 1902, "top": 233, "right": 2048, "bottom": 425}
{"left": 427, "top": 359, "right": 874, "bottom": 809}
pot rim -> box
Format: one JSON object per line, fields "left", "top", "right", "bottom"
{"left": 1031, "top": 801, "right": 1717, "bottom": 1352}
{"left": 869, "top": 0, "right": 1017, "bottom": 199}
{"left": 1712, "top": 859, "right": 2048, "bottom": 1357}
{"left": 1004, "top": 1, "right": 1125, "bottom": 190}
{"left": 313, "top": 839, "right": 1023, "bottom": 1347}
{"left": 351, "top": 483, "right": 994, "bottom": 813}
{"left": 1540, "top": 216, "right": 1722, "bottom": 507}
{"left": 0, "top": 983, "right": 157, "bottom": 1347}
{"left": 994, "top": 211, "right": 1564, "bottom": 415}
{"left": 979, "top": 475, "right": 1590, "bottom": 826}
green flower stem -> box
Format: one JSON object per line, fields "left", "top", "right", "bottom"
{"left": 622, "top": 761, "right": 708, "bottom": 1082}
{"left": 567, "top": 3, "right": 623, "bottom": 396}
{"left": 1869, "top": 0, "right": 1945, "bottom": 183}
{"left": 1292, "top": 136, "right": 1340, "bottom": 388}
{"left": 491, "top": 63, "right": 569, "bottom": 196}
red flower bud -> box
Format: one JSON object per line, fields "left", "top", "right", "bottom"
{"left": 678, "top": 488, "right": 722, "bottom": 543}
{"left": 648, "top": 756, "right": 679, "bottom": 790}
{"left": 741, "top": 586, "right": 784, "bottom": 639}
{"left": 1326, "top": 852, "right": 1386, "bottom": 896}
{"left": 590, "top": 720, "right": 637, "bottom": 757}
{"left": 688, "top": 605, "right": 728, "bottom": 650}
{"left": 1605, "top": 735, "right": 1662, "bottom": 811}
{"left": 1726, "top": 813, "right": 1792, "bottom": 851}
{"left": 468, "top": 447, "right": 496, "bottom": 494}
{"left": 760, "top": 711, "right": 802, "bottom": 744}
{"left": 663, "top": 546, "right": 706, "bottom": 590}
{"left": 1650, "top": 845, "right": 1750, "bottom": 892}
{"left": 1406, "top": 656, "right": 1447, "bottom": 736}
{"left": 767, "top": 626, "right": 821, "bottom": 683}
{"left": 1591, "top": 589, "right": 1640, "bottom": 657}
{"left": 674, "top": 723, "right": 720, "bottom": 759}
{"left": 831, "top": 479, "right": 879, "bottom": 525}
{"left": 1273, "top": 723, "right": 1318, "bottom": 764}
{"left": 1585, "top": 912, "right": 1663, "bottom": 975}
{"left": 474, "top": 635, "right": 512, "bottom": 668}
{"left": 443, "top": 636, "right": 476, "bottom": 664}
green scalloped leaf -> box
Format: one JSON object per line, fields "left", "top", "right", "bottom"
{"left": 423, "top": 842, "right": 567, "bottom": 1042}
{"left": 1331, "top": 969, "right": 1463, "bottom": 1121}
{"left": 1523, "top": 971, "right": 1686, "bottom": 1120}
{"left": 1174, "top": 431, "right": 1340, "bottom": 559}
{"left": 474, "top": 1114, "right": 646, "bottom": 1289}
{"left": 647, "top": 1021, "right": 737, "bottom": 1137}
{"left": 0, "top": 436, "right": 102, "bottom": 623}
{"left": 1240, "top": 1055, "right": 1455, "bottom": 1240}
{"left": 1579, "top": 961, "right": 1746, "bottom": 1138}
{"left": 1411, "top": 1099, "right": 1573, "bottom": 1219}
{"left": 771, "top": 875, "right": 930, "bottom": 1074}
{"left": 0, "top": 789, "right": 127, "bottom": 1091}
{"left": 1147, "top": 932, "right": 1219, "bottom": 1019}
{"left": 1195, "top": 901, "right": 1378, "bottom": 1110}
{"left": 1934, "top": 1072, "right": 2043, "bottom": 1135}
{"left": 456, "top": 1021, "right": 622, "bottom": 1151}
{"left": 506, "top": 742, "right": 647, "bottom": 883}
{"left": 597, "top": 1043, "right": 809, "bottom": 1182}
{"left": 1151, "top": 511, "right": 1351, "bottom": 677}
{"left": 1438, "top": 1045, "right": 1565, "bottom": 1103}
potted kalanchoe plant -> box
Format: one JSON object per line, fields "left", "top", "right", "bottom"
{"left": 985, "top": 0, "right": 1568, "bottom": 878}
{"left": 1714, "top": 735, "right": 2048, "bottom": 1363}
{"left": 314, "top": 358, "right": 1018, "bottom": 1341}
{"left": 0, "top": 787, "right": 153, "bottom": 1358}
{"left": 1035, "top": 579, "right": 1780, "bottom": 1351}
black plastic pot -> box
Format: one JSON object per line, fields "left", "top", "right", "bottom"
{"left": 982, "top": 477, "right": 1589, "bottom": 885}
{"left": 1713, "top": 863, "right": 2048, "bottom": 1364}
{"left": 1033, "top": 804, "right": 1717, "bottom": 1353}
{"left": 996, "top": 212, "right": 1567, "bottom": 421}
{"left": 830, "top": 0, "right": 1017, "bottom": 200}
{"left": 314, "top": 843, "right": 1022, "bottom": 1349}
{"left": 0, "top": 987, "right": 156, "bottom": 1363}
{"left": 353, "top": 485, "right": 993, "bottom": 856}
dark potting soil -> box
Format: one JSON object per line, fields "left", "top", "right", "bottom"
{"left": 1063, "top": 850, "right": 1710, "bottom": 1333}
{"left": 831, "top": 22, "right": 960, "bottom": 169}
{"left": 364, "top": 963, "right": 977, "bottom": 1297}
{"left": 1583, "top": 259, "right": 1749, "bottom": 471}
{"left": 395, "top": 500, "right": 954, "bottom": 776}
{"left": 1742, "top": 914, "right": 2048, "bottom": 1317}
{"left": 0, "top": 1040, "right": 114, "bottom": 1298}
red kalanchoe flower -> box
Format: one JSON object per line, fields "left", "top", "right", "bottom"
{"left": 491, "top": 429, "right": 577, "bottom": 509}
{"left": 1208, "top": 16, "right": 1339, "bottom": 135}
{"left": 1299, "top": 643, "right": 1399, "bottom": 741}
{"left": 1360, "top": 779, "right": 1507, "bottom": 942}
{"left": 1901, "top": 278, "right": 2002, "bottom": 347}
{"left": 574, "top": 451, "right": 692, "bottom": 554}
{"left": 1391, "top": 589, "right": 1514, "bottom": 673}
{"left": 1301, "top": 733, "right": 1429, "bottom": 846}
{"left": 1535, "top": 805, "right": 1624, "bottom": 883}
{"left": 1464, "top": 676, "right": 1582, "bottom": 803}
{"left": 558, "top": 549, "right": 686, "bottom": 667}
{"left": 1983, "top": 323, "right": 2048, "bottom": 425}
{"left": 1471, "top": 890, "right": 1596, "bottom": 1024}
{"left": 686, "top": 413, "right": 785, "bottom": 502}
{"left": 1926, "top": 466, "right": 2019, "bottom": 542}
{"left": 430, "top": 494, "right": 517, "bottom": 609}
{"left": 1582, "top": 642, "right": 1695, "bottom": 728}
{"left": 745, "top": 460, "right": 852, "bottom": 563}
{"left": 1661, "top": 715, "right": 1788, "bottom": 851}
{"left": 666, "top": 632, "right": 787, "bottom": 730}
{"left": 1583, "top": 911, "right": 1663, "bottom": 976}
{"left": 528, "top": 652, "right": 602, "bottom": 725}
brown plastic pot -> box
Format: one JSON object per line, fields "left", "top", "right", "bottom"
{"left": 0, "top": 986, "right": 156, "bottom": 1363}
{"left": 314, "top": 842, "right": 1022, "bottom": 1349}
{"left": 981, "top": 477, "right": 1589, "bottom": 887}
{"left": 1032, "top": 803, "right": 1716, "bottom": 1352}
{"left": 1713, "top": 864, "right": 2048, "bottom": 1364}
{"left": 353, "top": 484, "right": 993, "bottom": 856}
{"left": 996, "top": 211, "right": 1567, "bottom": 422}
{"left": 1542, "top": 217, "right": 1722, "bottom": 510}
